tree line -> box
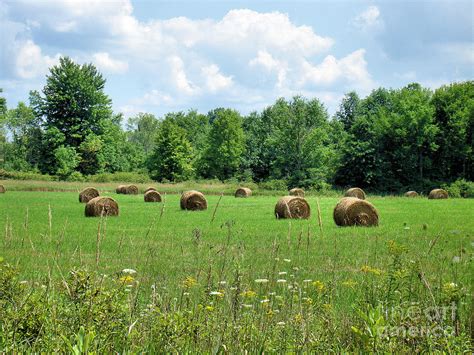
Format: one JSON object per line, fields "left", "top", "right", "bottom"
{"left": 0, "top": 57, "right": 472, "bottom": 192}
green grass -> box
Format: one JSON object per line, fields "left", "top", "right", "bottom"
{"left": 1, "top": 186, "right": 473, "bottom": 352}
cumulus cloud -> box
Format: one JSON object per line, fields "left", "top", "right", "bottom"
{"left": 352, "top": 6, "right": 383, "bottom": 31}
{"left": 168, "top": 56, "right": 198, "bottom": 95}
{"left": 15, "top": 40, "right": 60, "bottom": 79}
{"left": 92, "top": 52, "right": 128, "bottom": 74}
{"left": 201, "top": 64, "right": 233, "bottom": 93}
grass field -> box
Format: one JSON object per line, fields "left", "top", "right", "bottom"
{"left": 1, "top": 183, "right": 473, "bottom": 352}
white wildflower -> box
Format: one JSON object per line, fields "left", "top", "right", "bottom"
{"left": 255, "top": 278, "right": 269, "bottom": 283}
{"left": 452, "top": 256, "right": 461, "bottom": 263}
{"left": 303, "top": 279, "right": 312, "bottom": 283}
{"left": 277, "top": 321, "right": 286, "bottom": 326}
{"left": 122, "top": 268, "right": 137, "bottom": 275}
{"left": 278, "top": 271, "right": 287, "bottom": 275}
{"left": 284, "top": 259, "right": 291, "bottom": 263}
{"left": 209, "top": 291, "right": 223, "bottom": 296}
{"left": 277, "top": 279, "right": 287, "bottom": 283}
{"left": 260, "top": 299, "right": 269, "bottom": 303}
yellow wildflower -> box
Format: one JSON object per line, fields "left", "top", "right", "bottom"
{"left": 240, "top": 290, "right": 257, "bottom": 298}
{"left": 182, "top": 276, "right": 197, "bottom": 289}
{"left": 312, "top": 280, "right": 325, "bottom": 292}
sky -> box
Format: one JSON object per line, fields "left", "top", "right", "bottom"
{"left": 1, "top": 0, "right": 473, "bottom": 118}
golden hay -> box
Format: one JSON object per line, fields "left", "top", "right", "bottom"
{"left": 144, "top": 190, "right": 162, "bottom": 202}
{"left": 274, "top": 196, "right": 310, "bottom": 219}
{"left": 235, "top": 187, "right": 252, "bottom": 198}
{"left": 79, "top": 187, "right": 100, "bottom": 203}
{"left": 118, "top": 185, "right": 138, "bottom": 195}
{"left": 180, "top": 190, "right": 207, "bottom": 211}
{"left": 289, "top": 188, "right": 305, "bottom": 197}
{"left": 85, "top": 197, "right": 119, "bottom": 217}
{"left": 404, "top": 191, "right": 419, "bottom": 197}
{"left": 344, "top": 187, "right": 366, "bottom": 200}
{"left": 116, "top": 185, "right": 126, "bottom": 194}
{"left": 144, "top": 187, "right": 157, "bottom": 194}
{"left": 0, "top": 185, "right": 5, "bottom": 193}
{"left": 428, "top": 189, "right": 448, "bottom": 199}
{"left": 333, "top": 197, "right": 378, "bottom": 227}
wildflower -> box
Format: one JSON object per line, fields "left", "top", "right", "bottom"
{"left": 293, "top": 267, "right": 299, "bottom": 271}
{"left": 294, "top": 313, "right": 303, "bottom": 323}
{"left": 277, "top": 279, "right": 287, "bottom": 283}
{"left": 209, "top": 291, "right": 224, "bottom": 297}
{"left": 360, "top": 265, "right": 382, "bottom": 276}
{"left": 121, "top": 268, "right": 137, "bottom": 275}
{"left": 261, "top": 298, "right": 270, "bottom": 303}
{"left": 303, "top": 279, "right": 312, "bottom": 283}
{"left": 452, "top": 256, "right": 461, "bottom": 263}
{"left": 268, "top": 292, "right": 276, "bottom": 296}
{"left": 183, "top": 292, "right": 190, "bottom": 296}
{"left": 182, "top": 276, "right": 198, "bottom": 289}
{"left": 205, "top": 305, "right": 214, "bottom": 312}
{"left": 443, "top": 282, "right": 458, "bottom": 292}
{"left": 323, "top": 303, "right": 332, "bottom": 311}
{"left": 277, "top": 321, "right": 286, "bottom": 326}
{"left": 242, "top": 304, "right": 253, "bottom": 309}
{"left": 240, "top": 290, "right": 257, "bottom": 298}
{"left": 254, "top": 278, "right": 269, "bottom": 284}
{"left": 283, "top": 259, "right": 291, "bottom": 263}
{"left": 312, "top": 280, "right": 325, "bottom": 292}
{"left": 342, "top": 279, "right": 358, "bottom": 288}
{"left": 219, "top": 281, "right": 227, "bottom": 285}
{"left": 278, "top": 271, "right": 287, "bottom": 275}
{"left": 119, "top": 275, "right": 134, "bottom": 284}
{"left": 19, "top": 280, "right": 28, "bottom": 285}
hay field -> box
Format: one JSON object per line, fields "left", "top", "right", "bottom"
{"left": 0, "top": 185, "right": 473, "bottom": 351}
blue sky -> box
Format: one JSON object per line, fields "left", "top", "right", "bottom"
{"left": 1, "top": 0, "right": 472, "bottom": 117}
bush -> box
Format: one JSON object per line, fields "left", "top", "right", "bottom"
{"left": 88, "top": 172, "right": 152, "bottom": 183}
{"left": 442, "top": 179, "right": 474, "bottom": 198}
{"left": 258, "top": 179, "right": 287, "bottom": 191}
{"left": 67, "top": 171, "right": 85, "bottom": 182}
{"left": 0, "top": 169, "right": 55, "bottom": 181}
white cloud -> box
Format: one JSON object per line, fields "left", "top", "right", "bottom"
{"left": 201, "top": 64, "right": 233, "bottom": 93}
{"left": 168, "top": 56, "right": 198, "bottom": 95}
{"left": 352, "top": 6, "right": 383, "bottom": 31}
{"left": 249, "top": 50, "right": 287, "bottom": 88}
{"left": 92, "top": 52, "right": 128, "bottom": 74}
{"left": 15, "top": 40, "right": 60, "bottom": 79}
{"left": 299, "top": 49, "right": 375, "bottom": 93}
{"left": 138, "top": 90, "right": 173, "bottom": 106}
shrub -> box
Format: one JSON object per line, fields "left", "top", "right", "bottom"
{"left": 442, "top": 179, "right": 474, "bottom": 198}
{"left": 0, "top": 169, "right": 55, "bottom": 181}
{"left": 258, "top": 179, "right": 288, "bottom": 191}
{"left": 67, "top": 171, "right": 85, "bottom": 182}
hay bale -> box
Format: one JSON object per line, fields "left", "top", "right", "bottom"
{"left": 344, "top": 187, "right": 366, "bottom": 200}
{"left": 79, "top": 187, "right": 99, "bottom": 203}
{"left": 235, "top": 187, "right": 252, "bottom": 198}
{"left": 122, "top": 185, "right": 138, "bottom": 195}
{"left": 428, "top": 189, "right": 448, "bottom": 199}
{"left": 144, "top": 190, "right": 162, "bottom": 202}
{"left": 275, "top": 196, "right": 310, "bottom": 219}
{"left": 405, "top": 191, "right": 419, "bottom": 197}
{"left": 85, "top": 197, "right": 119, "bottom": 217}
{"left": 116, "top": 185, "right": 126, "bottom": 194}
{"left": 289, "top": 188, "right": 305, "bottom": 197}
{"left": 180, "top": 190, "right": 207, "bottom": 211}
{"left": 0, "top": 185, "right": 5, "bottom": 193}
{"left": 333, "top": 197, "right": 378, "bottom": 227}
{"left": 145, "top": 187, "right": 157, "bottom": 194}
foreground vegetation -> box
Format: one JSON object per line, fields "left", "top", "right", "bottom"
{"left": 1, "top": 188, "right": 473, "bottom": 352}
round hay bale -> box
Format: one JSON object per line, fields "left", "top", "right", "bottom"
{"left": 428, "top": 189, "right": 448, "bottom": 199}
{"left": 275, "top": 196, "right": 310, "bottom": 219}
{"left": 116, "top": 185, "right": 126, "bottom": 194}
{"left": 404, "top": 191, "right": 419, "bottom": 198}
{"left": 235, "top": 187, "right": 252, "bottom": 198}
{"left": 144, "top": 190, "right": 162, "bottom": 202}
{"left": 145, "top": 187, "right": 157, "bottom": 194}
{"left": 85, "top": 197, "right": 119, "bottom": 217}
{"left": 333, "top": 197, "right": 378, "bottom": 227}
{"left": 0, "top": 185, "right": 5, "bottom": 193}
{"left": 344, "top": 187, "right": 366, "bottom": 200}
{"left": 289, "top": 188, "right": 305, "bottom": 197}
{"left": 123, "top": 185, "right": 139, "bottom": 195}
{"left": 180, "top": 190, "right": 207, "bottom": 211}
{"left": 79, "top": 187, "right": 99, "bottom": 203}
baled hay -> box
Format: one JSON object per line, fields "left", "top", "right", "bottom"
{"left": 428, "top": 189, "right": 448, "bottom": 199}
{"left": 0, "top": 185, "right": 5, "bottom": 193}
{"left": 275, "top": 196, "right": 310, "bottom": 219}
{"left": 144, "top": 190, "right": 162, "bottom": 202}
{"left": 180, "top": 190, "right": 207, "bottom": 211}
{"left": 289, "top": 188, "right": 305, "bottom": 197}
{"left": 79, "top": 187, "right": 100, "bottom": 203}
{"left": 123, "top": 185, "right": 139, "bottom": 195}
{"left": 235, "top": 187, "right": 252, "bottom": 198}
{"left": 85, "top": 197, "right": 119, "bottom": 217}
{"left": 116, "top": 185, "right": 126, "bottom": 194}
{"left": 405, "top": 191, "right": 419, "bottom": 197}
{"left": 145, "top": 187, "right": 157, "bottom": 194}
{"left": 344, "top": 187, "right": 366, "bottom": 200}
{"left": 333, "top": 197, "right": 378, "bottom": 227}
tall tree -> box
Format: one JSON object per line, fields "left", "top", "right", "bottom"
{"left": 147, "top": 119, "right": 194, "bottom": 181}
{"left": 199, "top": 108, "right": 245, "bottom": 180}
{"left": 126, "top": 113, "right": 160, "bottom": 156}
{"left": 335, "top": 91, "right": 360, "bottom": 131}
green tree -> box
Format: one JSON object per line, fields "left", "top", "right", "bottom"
{"left": 147, "top": 119, "right": 194, "bottom": 181}
{"left": 54, "top": 146, "right": 80, "bottom": 178}
{"left": 126, "top": 113, "right": 160, "bottom": 156}
{"left": 335, "top": 91, "right": 360, "bottom": 131}
{"left": 431, "top": 81, "right": 474, "bottom": 181}
{"left": 199, "top": 108, "right": 245, "bottom": 180}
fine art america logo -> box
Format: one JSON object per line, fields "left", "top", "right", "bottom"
{"left": 376, "top": 303, "right": 458, "bottom": 339}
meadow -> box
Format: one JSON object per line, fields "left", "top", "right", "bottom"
{"left": 1, "top": 181, "right": 473, "bottom": 352}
